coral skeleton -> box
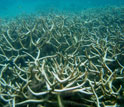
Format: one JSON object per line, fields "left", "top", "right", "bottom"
{"left": 0, "top": 7, "right": 124, "bottom": 107}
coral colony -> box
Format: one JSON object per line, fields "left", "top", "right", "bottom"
{"left": 0, "top": 7, "right": 124, "bottom": 107}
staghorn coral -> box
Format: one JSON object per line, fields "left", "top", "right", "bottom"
{"left": 0, "top": 7, "right": 124, "bottom": 107}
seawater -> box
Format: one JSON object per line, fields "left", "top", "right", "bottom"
{"left": 0, "top": 0, "right": 124, "bottom": 18}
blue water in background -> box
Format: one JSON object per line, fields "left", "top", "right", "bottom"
{"left": 0, "top": 0, "right": 124, "bottom": 18}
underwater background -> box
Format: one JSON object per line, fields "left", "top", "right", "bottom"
{"left": 0, "top": 0, "right": 124, "bottom": 107}
{"left": 0, "top": 0, "right": 124, "bottom": 18}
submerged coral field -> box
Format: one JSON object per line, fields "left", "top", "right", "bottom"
{"left": 0, "top": 7, "right": 124, "bottom": 107}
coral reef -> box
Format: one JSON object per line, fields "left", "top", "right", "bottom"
{"left": 0, "top": 7, "right": 124, "bottom": 107}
